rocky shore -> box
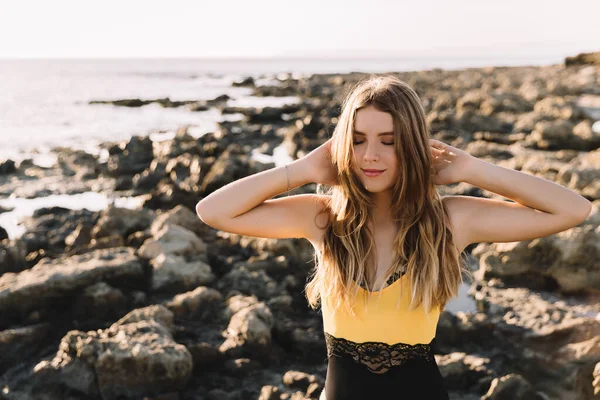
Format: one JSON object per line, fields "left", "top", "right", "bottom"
{"left": 1, "top": 52, "right": 600, "bottom": 400}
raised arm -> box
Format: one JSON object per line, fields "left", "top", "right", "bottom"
{"left": 445, "top": 157, "right": 592, "bottom": 247}
{"left": 196, "top": 139, "right": 338, "bottom": 242}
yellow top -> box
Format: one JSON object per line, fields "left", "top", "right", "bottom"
{"left": 321, "top": 274, "right": 441, "bottom": 345}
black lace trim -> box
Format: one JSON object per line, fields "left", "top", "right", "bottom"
{"left": 324, "top": 332, "right": 435, "bottom": 374}
{"left": 357, "top": 270, "right": 406, "bottom": 291}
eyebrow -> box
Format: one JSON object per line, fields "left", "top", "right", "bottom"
{"left": 354, "top": 131, "right": 394, "bottom": 136}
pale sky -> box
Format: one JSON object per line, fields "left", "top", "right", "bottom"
{"left": 0, "top": 0, "right": 598, "bottom": 58}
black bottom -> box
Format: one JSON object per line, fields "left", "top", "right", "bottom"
{"left": 324, "top": 353, "right": 449, "bottom": 400}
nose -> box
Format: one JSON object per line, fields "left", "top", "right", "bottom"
{"left": 363, "top": 142, "right": 379, "bottom": 161}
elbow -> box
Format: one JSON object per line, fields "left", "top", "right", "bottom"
{"left": 570, "top": 199, "right": 593, "bottom": 225}
{"left": 580, "top": 200, "right": 593, "bottom": 221}
{"left": 195, "top": 200, "right": 214, "bottom": 225}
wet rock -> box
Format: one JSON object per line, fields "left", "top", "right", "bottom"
{"left": 106, "top": 136, "right": 154, "bottom": 177}
{"left": 266, "top": 294, "right": 293, "bottom": 313}
{"left": 220, "top": 105, "right": 300, "bottom": 124}
{"left": 464, "top": 141, "right": 515, "bottom": 160}
{"left": 81, "top": 234, "right": 126, "bottom": 253}
{"left": 90, "top": 98, "right": 155, "bottom": 107}
{"left": 150, "top": 253, "right": 215, "bottom": 293}
{"left": 199, "top": 148, "right": 272, "bottom": 197}
{"left": 218, "top": 266, "right": 280, "bottom": 300}
{"left": 113, "top": 304, "right": 174, "bottom": 331}
{"left": 0, "top": 323, "right": 50, "bottom": 374}
{"left": 565, "top": 52, "right": 600, "bottom": 66}
{"left": 0, "top": 239, "right": 27, "bottom": 275}
{"left": 556, "top": 149, "right": 600, "bottom": 199}
{"left": 0, "top": 206, "right": 14, "bottom": 214}
{"left": 127, "top": 230, "right": 153, "bottom": 248}
{"left": 139, "top": 224, "right": 207, "bottom": 260}
{"left": 222, "top": 357, "right": 260, "bottom": 377}
{"left": 572, "top": 119, "right": 600, "bottom": 149}
{"left": 143, "top": 180, "right": 202, "bottom": 211}
{"left": 91, "top": 205, "right": 154, "bottom": 240}
{"left": 518, "top": 78, "right": 548, "bottom": 103}
{"left": 90, "top": 97, "right": 197, "bottom": 108}
{"left": 34, "top": 319, "right": 192, "bottom": 400}
{"left": 593, "top": 362, "right": 600, "bottom": 397}
{"left": 576, "top": 94, "right": 600, "bottom": 120}
{"left": 73, "top": 282, "right": 126, "bottom": 320}
{"left": 282, "top": 370, "right": 322, "bottom": 392}
{"left": 253, "top": 84, "right": 298, "bottom": 97}
{"left": 232, "top": 77, "right": 255, "bottom": 87}
{"left": 165, "top": 154, "right": 202, "bottom": 192}
{"left": 0, "top": 247, "right": 145, "bottom": 324}
{"left": 224, "top": 294, "right": 260, "bottom": 319}
{"left": 164, "top": 286, "right": 222, "bottom": 318}
{"left": 150, "top": 205, "right": 210, "bottom": 240}
{"left": 206, "top": 93, "right": 231, "bottom": 106}
{"left": 64, "top": 223, "right": 92, "bottom": 250}
{"left": 153, "top": 133, "right": 204, "bottom": 160}
{"left": 512, "top": 111, "right": 549, "bottom": 133}
{"left": 530, "top": 119, "right": 590, "bottom": 150}
{"left": 0, "top": 159, "right": 17, "bottom": 175}
{"left": 457, "top": 90, "right": 531, "bottom": 116}
{"left": 19, "top": 207, "right": 100, "bottom": 255}
{"left": 186, "top": 101, "right": 209, "bottom": 111}
{"left": 133, "top": 159, "right": 168, "bottom": 191}
{"left": 455, "top": 109, "right": 513, "bottom": 133}
{"left": 55, "top": 148, "right": 99, "bottom": 179}
{"left": 534, "top": 96, "right": 581, "bottom": 120}
{"left": 258, "top": 385, "right": 281, "bottom": 400}
{"left": 187, "top": 341, "right": 222, "bottom": 372}
{"left": 480, "top": 373, "right": 537, "bottom": 400}
{"left": 436, "top": 352, "right": 494, "bottom": 391}
{"left": 476, "top": 224, "right": 599, "bottom": 293}
{"left": 219, "top": 302, "right": 273, "bottom": 359}
{"left": 471, "top": 132, "right": 526, "bottom": 146}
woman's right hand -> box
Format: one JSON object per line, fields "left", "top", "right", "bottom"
{"left": 301, "top": 138, "right": 339, "bottom": 186}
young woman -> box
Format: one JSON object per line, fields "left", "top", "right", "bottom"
{"left": 196, "top": 75, "right": 592, "bottom": 399}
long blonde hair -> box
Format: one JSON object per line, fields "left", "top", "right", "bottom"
{"left": 304, "top": 75, "right": 472, "bottom": 318}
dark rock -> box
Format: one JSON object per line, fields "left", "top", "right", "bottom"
{"left": 0, "top": 159, "right": 17, "bottom": 175}
{"left": 34, "top": 319, "right": 192, "bottom": 399}
{"left": 222, "top": 358, "right": 260, "bottom": 377}
{"left": 0, "top": 323, "right": 50, "bottom": 374}
{"left": 0, "top": 225, "right": 7, "bottom": 241}
{"left": 187, "top": 342, "right": 223, "bottom": 371}
{"left": 91, "top": 206, "right": 154, "bottom": 240}
{"left": 72, "top": 282, "right": 126, "bottom": 320}
{"left": 565, "top": 52, "right": 600, "bottom": 66}
{"left": 106, "top": 136, "right": 154, "bottom": 177}
{"left": 481, "top": 373, "right": 537, "bottom": 400}
{"left": 133, "top": 160, "right": 167, "bottom": 191}
{"left": 232, "top": 77, "right": 255, "bottom": 87}
{"left": 0, "top": 240, "right": 27, "bottom": 275}
{"left": 0, "top": 247, "right": 146, "bottom": 325}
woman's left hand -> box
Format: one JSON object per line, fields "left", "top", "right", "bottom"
{"left": 429, "top": 139, "right": 474, "bottom": 185}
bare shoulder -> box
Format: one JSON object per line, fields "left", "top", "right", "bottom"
{"left": 441, "top": 195, "right": 470, "bottom": 253}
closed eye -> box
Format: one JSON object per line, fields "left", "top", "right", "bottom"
{"left": 353, "top": 141, "right": 394, "bottom": 146}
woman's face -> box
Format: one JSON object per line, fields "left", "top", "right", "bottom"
{"left": 351, "top": 105, "right": 399, "bottom": 192}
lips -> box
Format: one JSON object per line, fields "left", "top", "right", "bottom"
{"left": 362, "top": 169, "right": 385, "bottom": 177}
